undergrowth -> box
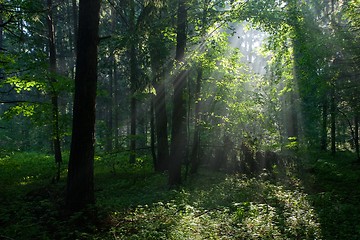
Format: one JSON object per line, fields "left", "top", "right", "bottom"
{"left": 0, "top": 150, "right": 358, "bottom": 239}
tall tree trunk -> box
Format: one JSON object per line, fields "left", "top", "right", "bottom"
{"left": 154, "top": 81, "right": 170, "bottom": 172}
{"left": 137, "top": 102, "right": 147, "bottom": 149}
{"left": 65, "top": 0, "right": 74, "bottom": 79}
{"left": 106, "top": 8, "right": 116, "bottom": 152}
{"left": 289, "top": 92, "right": 298, "bottom": 138}
{"left": 0, "top": 6, "right": 4, "bottom": 81}
{"left": 189, "top": 1, "right": 209, "bottom": 174}
{"left": 355, "top": 114, "right": 359, "bottom": 160}
{"left": 114, "top": 61, "right": 120, "bottom": 149}
{"left": 190, "top": 67, "right": 202, "bottom": 174}
{"left": 72, "top": 0, "right": 78, "bottom": 53}
{"left": 321, "top": 99, "right": 328, "bottom": 151}
{"left": 46, "top": 0, "right": 62, "bottom": 182}
{"left": 150, "top": 94, "right": 157, "bottom": 168}
{"left": 330, "top": 87, "right": 336, "bottom": 155}
{"left": 169, "top": 0, "right": 187, "bottom": 186}
{"left": 66, "top": 0, "right": 100, "bottom": 211}
{"left": 148, "top": 17, "right": 170, "bottom": 172}
{"left": 105, "top": 63, "right": 114, "bottom": 152}
{"left": 129, "top": 89, "right": 137, "bottom": 163}
{"left": 110, "top": 8, "right": 120, "bottom": 150}
{"left": 129, "top": 0, "right": 137, "bottom": 164}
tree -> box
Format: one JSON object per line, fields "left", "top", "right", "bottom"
{"left": 66, "top": 0, "right": 101, "bottom": 211}
{"left": 169, "top": 0, "right": 188, "bottom": 186}
{"left": 46, "top": 0, "right": 62, "bottom": 182}
{"left": 147, "top": 2, "right": 172, "bottom": 172}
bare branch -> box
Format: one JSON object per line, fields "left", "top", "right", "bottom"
{"left": 0, "top": 100, "right": 44, "bottom": 104}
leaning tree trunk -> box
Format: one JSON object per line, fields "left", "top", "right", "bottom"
{"left": 46, "top": 0, "right": 62, "bottom": 182}
{"left": 66, "top": 0, "right": 100, "bottom": 211}
{"left": 169, "top": 0, "right": 188, "bottom": 186}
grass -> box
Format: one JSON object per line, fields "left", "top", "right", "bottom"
{"left": 300, "top": 151, "right": 360, "bottom": 240}
{"left": 0, "top": 150, "right": 359, "bottom": 239}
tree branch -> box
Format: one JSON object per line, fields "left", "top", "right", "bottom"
{"left": 0, "top": 100, "right": 44, "bottom": 104}
{"left": 0, "top": 16, "right": 14, "bottom": 27}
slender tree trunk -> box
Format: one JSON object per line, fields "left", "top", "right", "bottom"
{"left": 138, "top": 103, "right": 147, "bottom": 148}
{"left": 289, "top": 92, "right": 298, "bottom": 138}
{"left": 189, "top": 1, "right": 209, "bottom": 174}
{"left": 148, "top": 18, "right": 170, "bottom": 172}
{"left": 169, "top": 0, "right": 188, "bottom": 186}
{"left": 129, "top": 90, "right": 137, "bottom": 163}
{"left": 114, "top": 62, "right": 120, "bottom": 149}
{"left": 321, "top": 99, "right": 328, "bottom": 151}
{"left": 330, "top": 87, "right": 336, "bottom": 155}
{"left": 110, "top": 8, "right": 120, "bottom": 150}
{"left": 285, "top": 91, "right": 299, "bottom": 147}
{"left": 72, "top": 0, "right": 78, "bottom": 53}
{"left": 154, "top": 81, "right": 170, "bottom": 171}
{"left": 129, "top": 0, "right": 137, "bottom": 164}
{"left": 0, "top": 4, "right": 3, "bottom": 48}
{"left": 64, "top": 0, "right": 74, "bottom": 79}
{"left": 105, "top": 63, "right": 114, "bottom": 152}
{"left": 150, "top": 94, "right": 157, "bottom": 167}
{"left": 46, "top": 0, "right": 62, "bottom": 182}
{"left": 355, "top": 114, "right": 359, "bottom": 160}
{"left": 190, "top": 67, "right": 202, "bottom": 174}
{"left": 66, "top": 0, "right": 100, "bottom": 211}
{"left": 0, "top": 6, "right": 4, "bottom": 80}
{"left": 106, "top": 9, "right": 116, "bottom": 152}
{"left": 68, "top": 0, "right": 78, "bottom": 80}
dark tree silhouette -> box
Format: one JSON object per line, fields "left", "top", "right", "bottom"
{"left": 169, "top": 0, "right": 188, "bottom": 186}
{"left": 66, "top": 0, "right": 100, "bottom": 211}
{"left": 46, "top": 0, "right": 62, "bottom": 182}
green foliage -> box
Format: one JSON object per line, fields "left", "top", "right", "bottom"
{"left": 302, "top": 152, "right": 360, "bottom": 240}
{"left": 3, "top": 102, "right": 37, "bottom": 118}
{"left": 2, "top": 151, "right": 360, "bottom": 239}
{"left": 4, "top": 75, "right": 46, "bottom": 93}
{"left": 285, "top": 137, "right": 298, "bottom": 150}
{"left": 0, "top": 152, "right": 66, "bottom": 196}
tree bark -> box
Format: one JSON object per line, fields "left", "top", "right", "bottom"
{"left": 169, "top": 0, "right": 187, "bottom": 186}
{"left": 72, "top": 0, "right": 78, "bottom": 53}
{"left": 190, "top": 67, "right": 202, "bottom": 174}
{"left": 114, "top": 61, "right": 120, "bottom": 149}
{"left": 150, "top": 94, "right": 157, "bottom": 168}
{"left": 0, "top": 5, "right": 3, "bottom": 80}
{"left": 46, "top": 0, "right": 62, "bottom": 182}
{"left": 288, "top": 92, "right": 298, "bottom": 138}
{"left": 355, "top": 114, "right": 359, "bottom": 160}
{"left": 330, "top": 87, "right": 336, "bottom": 155}
{"left": 153, "top": 80, "right": 170, "bottom": 172}
{"left": 105, "top": 61, "right": 114, "bottom": 152}
{"left": 321, "top": 99, "right": 328, "bottom": 151}
{"left": 129, "top": 0, "right": 137, "bottom": 164}
{"left": 66, "top": 0, "right": 100, "bottom": 211}
{"left": 129, "top": 90, "right": 137, "bottom": 163}
{"left": 148, "top": 13, "right": 170, "bottom": 172}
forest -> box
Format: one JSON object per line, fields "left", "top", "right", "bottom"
{"left": 0, "top": 0, "right": 360, "bottom": 239}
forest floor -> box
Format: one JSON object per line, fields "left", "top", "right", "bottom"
{"left": 0, "top": 150, "right": 359, "bottom": 239}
